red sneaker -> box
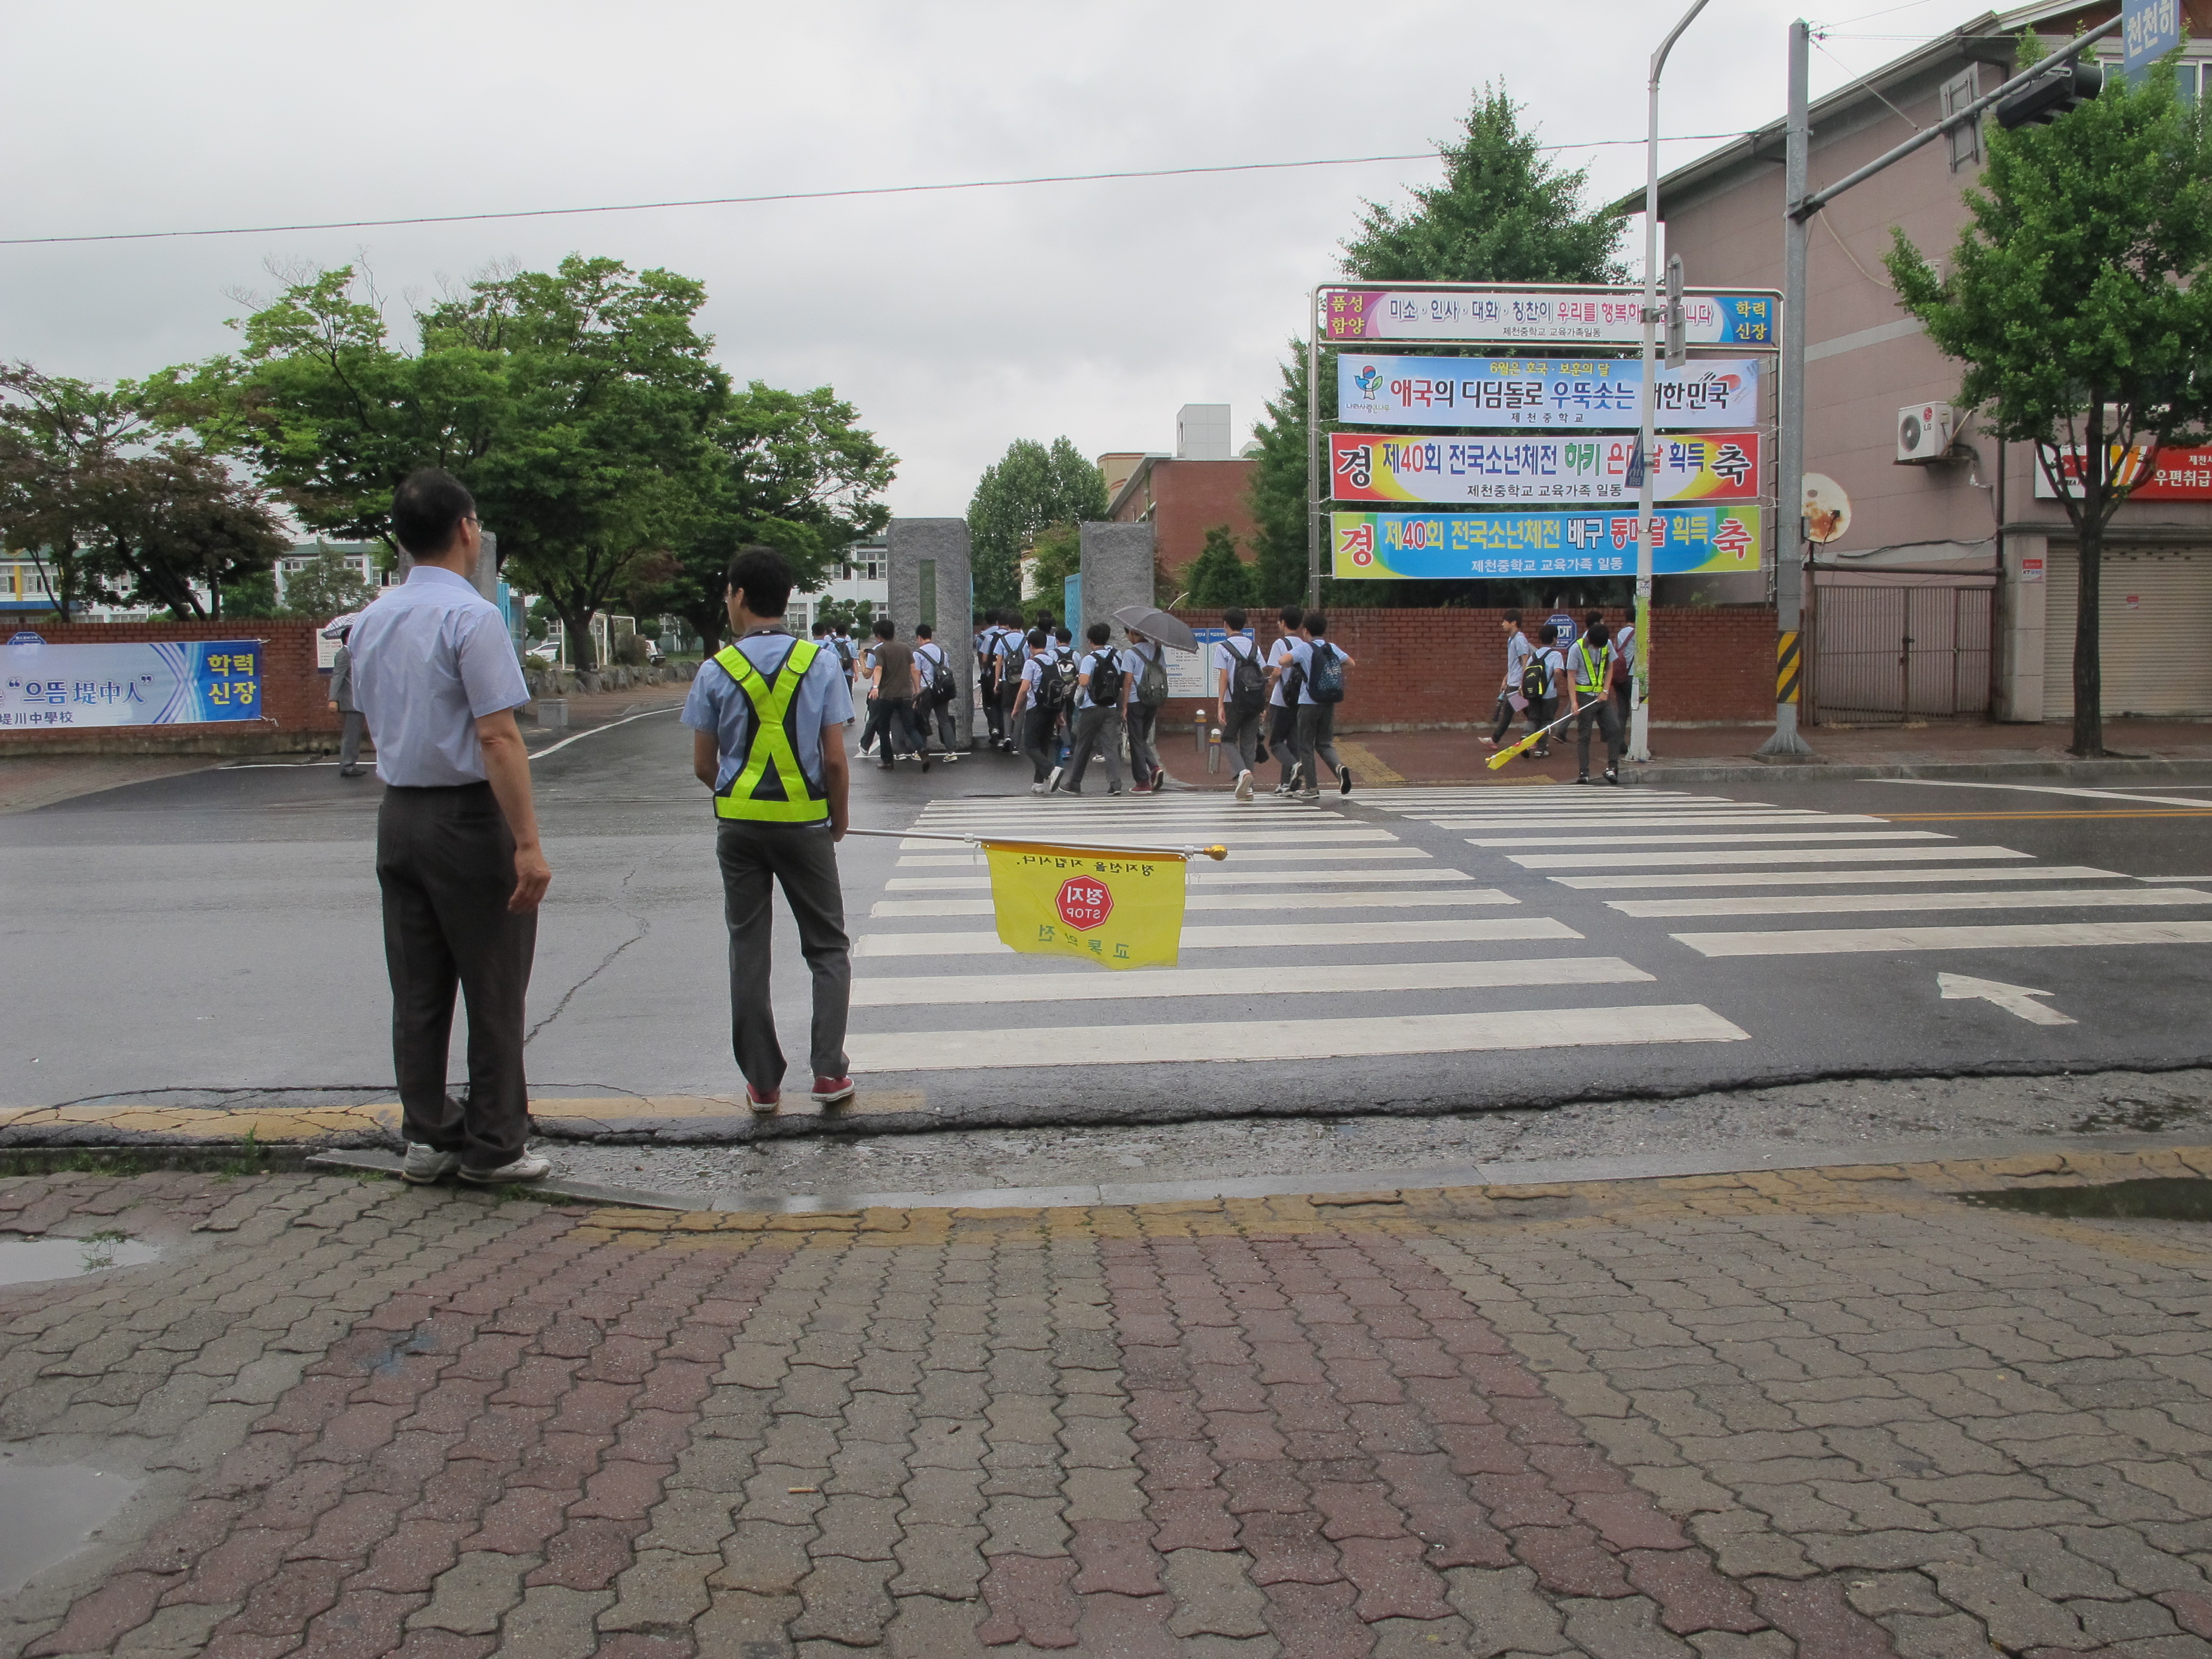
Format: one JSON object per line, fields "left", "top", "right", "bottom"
{"left": 811, "top": 1076, "right": 856, "bottom": 1107}
{"left": 746, "top": 1083, "right": 780, "bottom": 1114}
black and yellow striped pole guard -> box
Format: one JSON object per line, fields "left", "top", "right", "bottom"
{"left": 1776, "top": 630, "right": 1803, "bottom": 705}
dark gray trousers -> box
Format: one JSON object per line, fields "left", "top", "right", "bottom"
{"left": 1059, "top": 705, "right": 1124, "bottom": 792}
{"left": 1219, "top": 703, "right": 1264, "bottom": 773}
{"left": 1270, "top": 703, "right": 1305, "bottom": 789}
{"left": 338, "top": 710, "right": 366, "bottom": 769}
{"left": 717, "top": 819, "right": 850, "bottom": 1091}
{"left": 376, "top": 783, "right": 536, "bottom": 1170}
{"left": 1575, "top": 699, "right": 1624, "bottom": 775}
{"left": 1020, "top": 706, "right": 1058, "bottom": 783}
{"left": 1295, "top": 703, "right": 1342, "bottom": 787}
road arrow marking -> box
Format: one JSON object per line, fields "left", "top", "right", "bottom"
{"left": 1937, "top": 973, "right": 2077, "bottom": 1025}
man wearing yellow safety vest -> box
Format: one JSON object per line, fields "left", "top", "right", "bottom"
{"left": 1565, "top": 618, "right": 1623, "bottom": 786}
{"left": 683, "top": 547, "right": 857, "bottom": 1113}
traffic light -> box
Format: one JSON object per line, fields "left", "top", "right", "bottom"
{"left": 1994, "top": 58, "right": 2103, "bottom": 129}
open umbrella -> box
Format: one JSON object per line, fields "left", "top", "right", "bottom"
{"left": 321, "top": 612, "right": 361, "bottom": 640}
{"left": 1111, "top": 605, "right": 1198, "bottom": 653}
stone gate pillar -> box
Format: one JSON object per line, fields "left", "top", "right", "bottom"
{"left": 886, "top": 518, "right": 974, "bottom": 748}
{"left": 1077, "top": 522, "right": 1154, "bottom": 642}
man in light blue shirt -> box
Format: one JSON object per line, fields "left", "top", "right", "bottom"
{"left": 1053, "top": 620, "right": 1127, "bottom": 796}
{"left": 348, "top": 469, "right": 549, "bottom": 1187}
{"left": 684, "top": 546, "right": 857, "bottom": 1113}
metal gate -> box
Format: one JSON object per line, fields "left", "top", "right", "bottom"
{"left": 1808, "top": 578, "right": 1994, "bottom": 723}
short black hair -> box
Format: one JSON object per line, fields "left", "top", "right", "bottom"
{"left": 810, "top": 619, "right": 829, "bottom": 637}
{"left": 1222, "top": 606, "right": 1247, "bottom": 631}
{"left": 1026, "top": 628, "right": 1047, "bottom": 649}
{"left": 915, "top": 622, "right": 934, "bottom": 640}
{"left": 1584, "top": 609, "right": 1603, "bottom": 628}
{"left": 1305, "top": 612, "right": 1329, "bottom": 637}
{"left": 1054, "top": 625, "right": 1072, "bottom": 644}
{"left": 724, "top": 545, "right": 793, "bottom": 617}
{"left": 1504, "top": 609, "right": 1522, "bottom": 625}
{"left": 1279, "top": 605, "right": 1304, "bottom": 628}
{"left": 872, "top": 616, "right": 895, "bottom": 640}
{"left": 1087, "top": 620, "right": 1111, "bottom": 646}
{"left": 392, "top": 468, "right": 475, "bottom": 557}
{"left": 1584, "top": 621, "right": 1611, "bottom": 648}
{"left": 1539, "top": 623, "right": 1560, "bottom": 643}
{"left": 1034, "top": 610, "right": 1054, "bottom": 631}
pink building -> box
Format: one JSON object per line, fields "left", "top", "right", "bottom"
{"left": 1638, "top": 0, "right": 2212, "bottom": 723}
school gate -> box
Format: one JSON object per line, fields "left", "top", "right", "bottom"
{"left": 1806, "top": 571, "right": 1994, "bottom": 724}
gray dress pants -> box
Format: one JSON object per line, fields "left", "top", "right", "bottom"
{"left": 717, "top": 819, "right": 851, "bottom": 1091}
{"left": 376, "top": 783, "right": 536, "bottom": 1171}
{"left": 1295, "top": 703, "right": 1342, "bottom": 787}
{"left": 1059, "top": 705, "right": 1125, "bottom": 793}
{"left": 1125, "top": 702, "right": 1162, "bottom": 785}
{"left": 1219, "top": 703, "right": 1264, "bottom": 773}
{"left": 338, "top": 709, "right": 367, "bottom": 769}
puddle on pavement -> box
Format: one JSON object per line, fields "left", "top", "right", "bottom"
{"left": 0, "top": 1456, "right": 140, "bottom": 1594}
{"left": 1961, "top": 1177, "right": 2212, "bottom": 1222}
{"left": 0, "top": 1235, "right": 163, "bottom": 1286}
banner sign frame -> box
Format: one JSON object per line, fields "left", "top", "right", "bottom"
{"left": 1330, "top": 506, "right": 1764, "bottom": 581}
{"left": 0, "top": 638, "right": 265, "bottom": 729}
{"left": 1329, "top": 431, "right": 1761, "bottom": 506}
{"left": 1336, "top": 355, "right": 1762, "bottom": 431}
{"left": 1322, "top": 284, "right": 1778, "bottom": 347}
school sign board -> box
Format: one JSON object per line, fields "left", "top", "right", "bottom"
{"left": 0, "top": 637, "right": 263, "bottom": 729}
{"left": 1330, "top": 431, "right": 1761, "bottom": 506}
{"left": 1338, "top": 356, "right": 1761, "bottom": 431}
{"left": 1322, "top": 287, "right": 1777, "bottom": 347}
{"left": 1330, "top": 507, "right": 1763, "bottom": 581}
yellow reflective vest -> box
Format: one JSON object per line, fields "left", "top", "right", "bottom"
{"left": 1571, "top": 639, "right": 1609, "bottom": 699}
{"left": 711, "top": 638, "right": 829, "bottom": 823}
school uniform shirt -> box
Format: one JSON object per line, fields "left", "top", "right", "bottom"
{"left": 1504, "top": 631, "right": 1533, "bottom": 683}
{"left": 1267, "top": 636, "right": 1299, "bottom": 708}
{"left": 348, "top": 566, "right": 530, "bottom": 788}
{"left": 682, "top": 631, "right": 856, "bottom": 791}
{"left": 1286, "top": 638, "right": 1349, "bottom": 707}
{"left": 914, "top": 640, "right": 948, "bottom": 693}
{"left": 1017, "top": 654, "right": 1047, "bottom": 712}
{"left": 1076, "top": 649, "right": 1123, "bottom": 711}
{"left": 1532, "top": 648, "right": 1567, "bottom": 699}
{"left": 1216, "top": 633, "right": 1259, "bottom": 695}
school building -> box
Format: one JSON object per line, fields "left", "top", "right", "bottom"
{"left": 1635, "top": 0, "right": 2212, "bottom": 724}
{"left": 1101, "top": 403, "right": 1261, "bottom": 587}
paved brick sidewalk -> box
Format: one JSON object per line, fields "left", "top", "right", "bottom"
{"left": 8, "top": 1149, "right": 2212, "bottom": 1656}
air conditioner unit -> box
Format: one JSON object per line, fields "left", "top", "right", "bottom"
{"left": 1897, "top": 403, "right": 1955, "bottom": 464}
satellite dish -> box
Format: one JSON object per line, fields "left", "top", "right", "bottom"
{"left": 1803, "top": 473, "right": 1852, "bottom": 545}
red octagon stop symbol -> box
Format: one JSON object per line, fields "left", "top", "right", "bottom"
{"left": 1055, "top": 874, "right": 1114, "bottom": 931}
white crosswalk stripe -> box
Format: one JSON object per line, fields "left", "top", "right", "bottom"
{"left": 855, "top": 916, "right": 1578, "bottom": 957}
{"left": 1466, "top": 830, "right": 1948, "bottom": 849}
{"left": 850, "top": 956, "right": 1649, "bottom": 1007}
{"left": 874, "top": 888, "right": 1512, "bottom": 917}
{"left": 886, "top": 867, "right": 1476, "bottom": 890}
{"left": 1555, "top": 865, "right": 2124, "bottom": 890}
{"left": 1674, "top": 920, "right": 2212, "bottom": 957}
{"left": 1509, "top": 845, "right": 2031, "bottom": 870}
{"left": 1612, "top": 887, "right": 2212, "bottom": 918}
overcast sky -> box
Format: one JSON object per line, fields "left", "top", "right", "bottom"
{"left": 0, "top": 0, "right": 1997, "bottom": 518}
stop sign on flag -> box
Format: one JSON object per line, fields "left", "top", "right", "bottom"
{"left": 980, "top": 841, "right": 1191, "bottom": 970}
{"left": 1055, "top": 876, "right": 1114, "bottom": 931}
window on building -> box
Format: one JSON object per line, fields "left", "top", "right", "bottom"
{"left": 1943, "top": 68, "right": 1980, "bottom": 171}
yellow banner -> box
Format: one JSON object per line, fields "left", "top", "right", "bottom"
{"left": 982, "top": 840, "right": 1188, "bottom": 970}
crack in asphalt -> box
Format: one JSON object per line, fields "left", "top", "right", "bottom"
{"left": 524, "top": 850, "right": 660, "bottom": 1048}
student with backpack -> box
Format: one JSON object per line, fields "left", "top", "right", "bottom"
{"left": 1566, "top": 619, "right": 1623, "bottom": 785}
{"left": 1284, "top": 612, "right": 1355, "bottom": 798}
{"left": 1264, "top": 605, "right": 1307, "bottom": 796}
{"left": 1483, "top": 610, "right": 1533, "bottom": 749}
{"left": 1526, "top": 623, "right": 1566, "bottom": 760}
{"left": 1010, "top": 628, "right": 1063, "bottom": 792}
{"left": 1601, "top": 609, "right": 1637, "bottom": 741}
{"left": 984, "top": 610, "right": 1025, "bottom": 753}
{"left": 911, "top": 622, "right": 961, "bottom": 763}
{"left": 1213, "top": 606, "right": 1265, "bottom": 802}
{"left": 1053, "top": 622, "right": 1127, "bottom": 796}
{"left": 863, "top": 617, "right": 926, "bottom": 769}
{"left": 1122, "top": 626, "right": 1171, "bottom": 793}
{"left": 1049, "top": 625, "right": 1077, "bottom": 763}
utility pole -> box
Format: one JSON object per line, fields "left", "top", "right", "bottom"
{"left": 1629, "top": 0, "right": 1711, "bottom": 765}
{"left": 1757, "top": 19, "right": 1814, "bottom": 756}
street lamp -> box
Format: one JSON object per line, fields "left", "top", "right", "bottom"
{"left": 1629, "top": 0, "right": 1712, "bottom": 765}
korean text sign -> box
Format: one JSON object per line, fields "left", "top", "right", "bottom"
{"left": 1322, "top": 287, "right": 1777, "bottom": 347}
{"left": 1330, "top": 508, "right": 1764, "bottom": 581}
{"left": 981, "top": 840, "right": 1188, "bottom": 971}
{"left": 1337, "top": 356, "right": 1760, "bottom": 431}
{"left": 0, "top": 638, "right": 263, "bottom": 729}
{"left": 1330, "top": 431, "right": 1760, "bottom": 506}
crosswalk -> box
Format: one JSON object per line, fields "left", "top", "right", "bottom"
{"left": 841, "top": 792, "right": 1751, "bottom": 1073}
{"left": 1364, "top": 786, "right": 2212, "bottom": 964}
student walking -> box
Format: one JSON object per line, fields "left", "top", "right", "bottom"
{"left": 349, "top": 468, "right": 551, "bottom": 1185}
{"left": 1527, "top": 623, "right": 1566, "bottom": 759}
{"left": 1606, "top": 609, "right": 1638, "bottom": 740}
{"left": 1010, "top": 628, "right": 1064, "bottom": 792}
{"left": 683, "top": 546, "right": 856, "bottom": 1113}
{"left": 863, "top": 617, "right": 927, "bottom": 768}
{"left": 1566, "top": 620, "right": 1623, "bottom": 785}
{"left": 976, "top": 611, "right": 1016, "bottom": 752}
{"left": 1054, "top": 622, "right": 1127, "bottom": 795}
{"left": 1286, "top": 612, "right": 1356, "bottom": 799}
{"left": 1122, "top": 627, "right": 1170, "bottom": 793}
{"left": 911, "top": 622, "right": 960, "bottom": 762}
{"left": 1265, "top": 605, "right": 1307, "bottom": 795}
{"left": 325, "top": 620, "right": 369, "bottom": 778}
{"left": 1214, "top": 606, "right": 1265, "bottom": 802}
{"left": 1483, "top": 610, "right": 1533, "bottom": 750}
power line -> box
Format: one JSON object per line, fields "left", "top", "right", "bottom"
{"left": 0, "top": 137, "right": 1749, "bottom": 249}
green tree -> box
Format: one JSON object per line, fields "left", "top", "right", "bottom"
{"left": 101, "top": 444, "right": 290, "bottom": 619}
{"left": 1025, "top": 520, "right": 1081, "bottom": 614}
{"left": 967, "top": 437, "right": 1107, "bottom": 612}
{"left": 280, "top": 541, "right": 375, "bottom": 619}
{"left": 1888, "top": 42, "right": 2212, "bottom": 757}
{"left": 1183, "top": 524, "right": 1255, "bottom": 608}
{"left": 1244, "top": 84, "right": 1626, "bottom": 605}
{"left": 0, "top": 364, "right": 150, "bottom": 619}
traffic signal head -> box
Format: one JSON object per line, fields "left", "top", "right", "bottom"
{"left": 1994, "top": 58, "right": 2104, "bottom": 129}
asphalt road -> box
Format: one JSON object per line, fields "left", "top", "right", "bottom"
{"left": 5, "top": 713, "right": 2211, "bottom": 1138}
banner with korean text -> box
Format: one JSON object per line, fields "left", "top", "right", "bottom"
{"left": 0, "top": 637, "right": 263, "bottom": 730}
{"left": 1330, "top": 431, "right": 1761, "bottom": 506}
{"left": 982, "top": 840, "right": 1188, "bottom": 970}
{"left": 1322, "top": 287, "right": 1777, "bottom": 347}
{"left": 1338, "top": 356, "right": 1761, "bottom": 431}
{"left": 1330, "top": 508, "right": 1764, "bottom": 581}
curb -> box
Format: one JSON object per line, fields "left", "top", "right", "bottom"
{"left": 1625, "top": 754, "right": 2212, "bottom": 786}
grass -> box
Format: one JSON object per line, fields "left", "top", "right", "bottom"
{"left": 1960, "top": 1178, "right": 2212, "bottom": 1222}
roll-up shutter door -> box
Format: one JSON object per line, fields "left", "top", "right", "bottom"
{"left": 2041, "top": 546, "right": 2212, "bottom": 719}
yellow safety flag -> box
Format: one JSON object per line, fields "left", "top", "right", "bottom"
{"left": 980, "top": 840, "right": 1189, "bottom": 970}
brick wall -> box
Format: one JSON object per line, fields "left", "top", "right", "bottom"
{"left": 0, "top": 619, "right": 341, "bottom": 756}
{"left": 1111, "top": 459, "right": 1260, "bottom": 577}
{"left": 1150, "top": 605, "right": 1777, "bottom": 731}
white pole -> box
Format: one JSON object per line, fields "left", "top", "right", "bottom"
{"left": 1758, "top": 19, "right": 1816, "bottom": 756}
{"left": 1631, "top": 0, "right": 1711, "bottom": 766}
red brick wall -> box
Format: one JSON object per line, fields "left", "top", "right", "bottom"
{"left": 1150, "top": 606, "right": 1777, "bottom": 731}
{"left": 0, "top": 619, "right": 340, "bottom": 756}
{"left": 1113, "top": 460, "right": 1260, "bottom": 576}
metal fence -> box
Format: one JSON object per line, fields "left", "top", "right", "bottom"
{"left": 1808, "top": 578, "right": 1994, "bottom": 723}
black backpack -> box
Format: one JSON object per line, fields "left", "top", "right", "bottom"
{"left": 979, "top": 634, "right": 1001, "bottom": 693}
{"left": 1227, "top": 638, "right": 1265, "bottom": 711}
{"left": 922, "top": 645, "right": 953, "bottom": 701}
{"left": 1040, "top": 654, "right": 1074, "bottom": 711}
{"left": 1518, "top": 653, "right": 1549, "bottom": 702}
{"left": 1308, "top": 641, "right": 1345, "bottom": 705}
{"left": 1087, "top": 648, "right": 1125, "bottom": 708}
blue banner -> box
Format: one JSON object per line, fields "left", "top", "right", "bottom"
{"left": 1338, "top": 355, "right": 1761, "bottom": 431}
{"left": 0, "top": 638, "right": 263, "bottom": 729}
{"left": 1331, "top": 508, "right": 1763, "bottom": 581}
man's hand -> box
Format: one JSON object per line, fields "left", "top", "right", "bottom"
{"left": 822, "top": 722, "right": 850, "bottom": 844}
{"left": 475, "top": 706, "right": 551, "bottom": 913}
{"left": 508, "top": 844, "right": 552, "bottom": 913}
{"left": 328, "top": 700, "right": 340, "bottom": 712}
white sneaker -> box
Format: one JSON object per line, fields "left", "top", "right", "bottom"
{"left": 1031, "top": 782, "right": 1048, "bottom": 794}
{"left": 1234, "top": 769, "right": 1253, "bottom": 802}
{"left": 401, "top": 1143, "right": 460, "bottom": 1184}
{"left": 458, "top": 1151, "right": 551, "bottom": 1185}
{"left": 1046, "top": 765, "right": 1065, "bottom": 791}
